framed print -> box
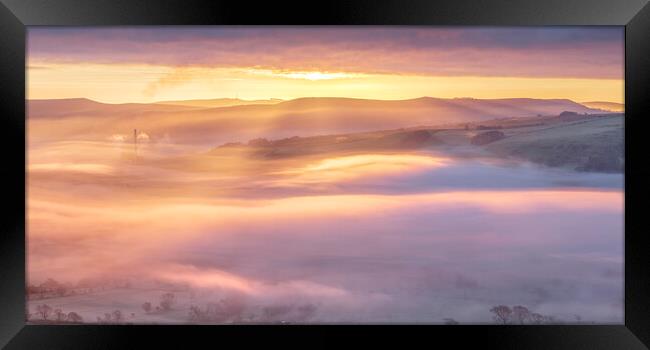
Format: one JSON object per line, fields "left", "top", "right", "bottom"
{"left": 1, "top": 0, "right": 649, "bottom": 348}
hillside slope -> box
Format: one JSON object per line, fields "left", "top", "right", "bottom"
{"left": 485, "top": 115, "right": 623, "bottom": 172}
{"left": 28, "top": 97, "right": 604, "bottom": 145}
{"left": 154, "top": 98, "right": 283, "bottom": 108}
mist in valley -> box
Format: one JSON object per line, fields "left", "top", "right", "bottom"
{"left": 27, "top": 106, "right": 623, "bottom": 324}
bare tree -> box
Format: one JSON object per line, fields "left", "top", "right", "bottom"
{"left": 142, "top": 302, "right": 152, "bottom": 314}
{"left": 40, "top": 278, "right": 61, "bottom": 292}
{"left": 53, "top": 308, "right": 67, "bottom": 322}
{"left": 512, "top": 305, "right": 531, "bottom": 325}
{"left": 97, "top": 310, "right": 124, "bottom": 324}
{"left": 36, "top": 304, "right": 52, "bottom": 320}
{"left": 489, "top": 305, "right": 512, "bottom": 324}
{"left": 67, "top": 312, "right": 83, "bottom": 323}
{"left": 188, "top": 303, "right": 226, "bottom": 323}
{"left": 112, "top": 310, "right": 123, "bottom": 323}
{"left": 188, "top": 305, "right": 206, "bottom": 322}
{"left": 160, "top": 293, "right": 175, "bottom": 311}
{"left": 543, "top": 315, "right": 557, "bottom": 324}
{"left": 188, "top": 297, "right": 247, "bottom": 324}
{"left": 529, "top": 313, "right": 545, "bottom": 325}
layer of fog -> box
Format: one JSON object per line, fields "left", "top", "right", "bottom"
{"left": 27, "top": 141, "right": 623, "bottom": 324}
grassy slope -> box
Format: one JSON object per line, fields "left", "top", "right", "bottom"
{"left": 210, "top": 113, "right": 624, "bottom": 173}
{"left": 484, "top": 115, "right": 623, "bottom": 172}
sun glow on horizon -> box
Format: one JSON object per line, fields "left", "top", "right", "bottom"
{"left": 27, "top": 26, "right": 624, "bottom": 104}
{"left": 249, "top": 68, "right": 364, "bottom": 81}
{"left": 27, "top": 63, "right": 624, "bottom": 104}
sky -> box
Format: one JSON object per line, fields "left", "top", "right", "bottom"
{"left": 27, "top": 26, "right": 624, "bottom": 104}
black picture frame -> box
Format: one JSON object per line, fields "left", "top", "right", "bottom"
{"left": 1, "top": 0, "right": 649, "bottom": 348}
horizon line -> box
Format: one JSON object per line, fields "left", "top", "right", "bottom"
{"left": 26, "top": 96, "right": 625, "bottom": 105}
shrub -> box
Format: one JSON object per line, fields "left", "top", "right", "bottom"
{"left": 67, "top": 312, "right": 83, "bottom": 323}
{"left": 160, "top": 293, "right": 176, "bottom": 311}
{"left": 443, "top": 318, "right": 459, "bottom": 325}
{"left": 142, "top": 302, "right": 152, "bottom": 313}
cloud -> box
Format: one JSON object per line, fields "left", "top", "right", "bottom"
{"left": 143, "top": 67, "right": 201, "bottom": 97}
{"left": 108, "top": 134, "right": 127, "bottom": 142}
{"left": 27, "top": 27, "right": 623, "bottom": 79}
{"left": 136, "top": 132, "right": 150, "bottom": 142}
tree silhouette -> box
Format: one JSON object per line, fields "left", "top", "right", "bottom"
{"left": 53, "top": 308, "right": 67, "bottom": 322}
{"left": 160, "top": 293, "right": 175, "bottom": 311}
{"left": 142, "top": 302, "right": 152, "bottom": 314}
{"left": 112, "top": 310, "right": 123, "bottom": 322}
{"left": 489, "top": 305, "right": 512, "bottom": 324}
{"left": 97, "top": 310, "right": 124, "bottom": 324}
{"left": 530, "top": 313, "right": 545, "bottom": 324}
{"left": 489, "top": 305, "right": 566, "bottom": 325}
{"left": 36, "top": 304, "right": 52, "bottom": 320}
{"left": 188, "top": 297, "right": 248, "bottom": 323}
{"left": 67, "top": 312, "right": 83, "bottom": 323}
{"left": 443, "top": 318, "right": 459, "bottom": 325}
{"left": 512, "top": 305, "right": 531, "bottom": 324}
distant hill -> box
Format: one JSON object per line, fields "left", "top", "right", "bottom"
{"left": 28, "top": 98, "right": 200, "bottom": 118}
{"left": 581, "top": 101, "right": 624, "bottom": 112}
{"left": 27, "top": 97, "right": 605, "bottom": 145}
{"left": 154, "top": 98, "right": 284, "bottom": 108}
{"left": 209, "top": 112, "right": 624, "bottom": 173}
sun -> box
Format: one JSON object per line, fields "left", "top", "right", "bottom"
{"left": 283, "top": 71, "right": 355, "bottom": 81}
{"left": 245, "top": 68, "right": 360, "bottom": 81}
